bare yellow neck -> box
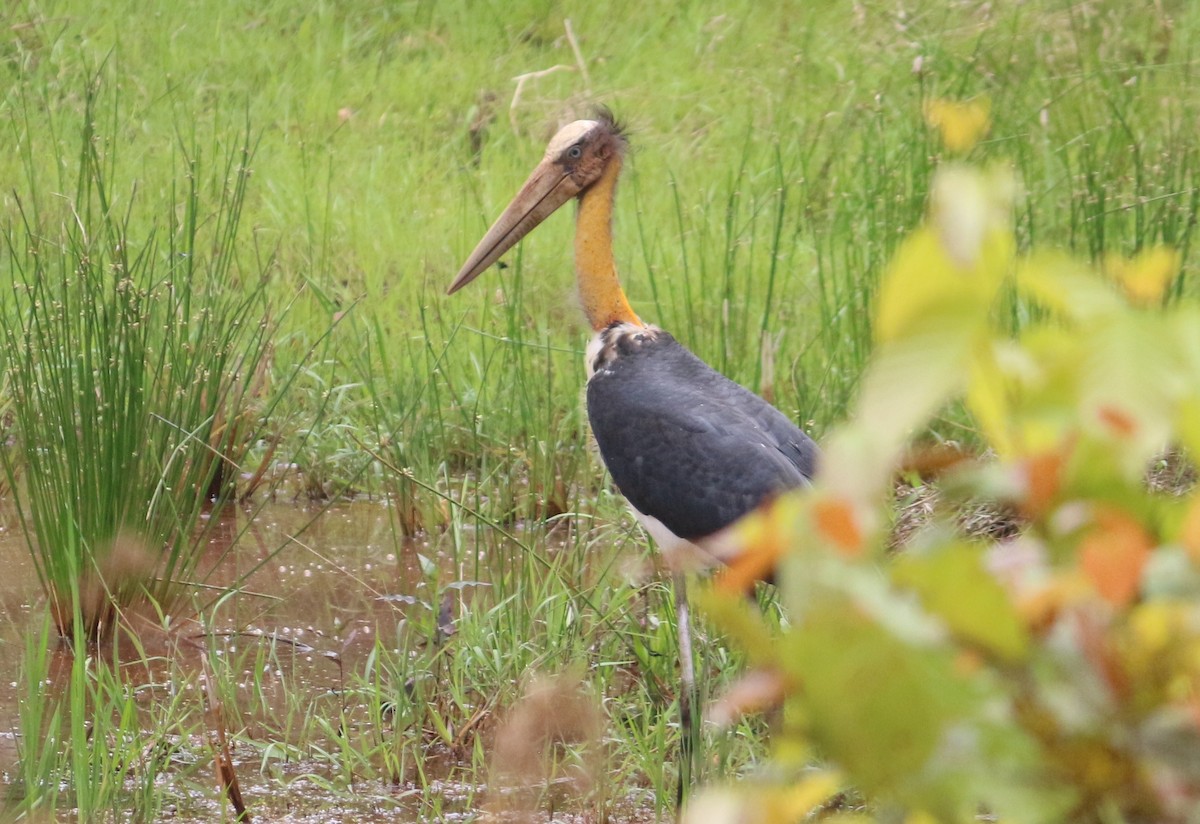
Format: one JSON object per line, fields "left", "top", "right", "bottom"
{"left": 575, "top": 155, "right": 641, "bottom": 331}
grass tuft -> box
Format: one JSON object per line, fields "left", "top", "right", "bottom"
{"left": 0, "top": 76, "right": 279, "bottom": 641}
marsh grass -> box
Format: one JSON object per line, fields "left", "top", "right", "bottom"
{"left": 291, "top": 536, "right": 734, "bottom": 818}
{"left": 0, "top": 80, "right": 293, "bottom": 642}
{"left": 4, "top": 1, "right": 1192, "bottom": 502}
{"left": 3, "top": 0, "right": 1200, "bottom": 820}
{"left": 117, "top": 512, "right": 755, "bottom": 819}
{"left": 9, "top": 613, "right": 190, "bottom": 821}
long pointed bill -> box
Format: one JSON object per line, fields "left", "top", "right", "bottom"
{"left": 447, "top": 160, "right": 582, "bottom": 294}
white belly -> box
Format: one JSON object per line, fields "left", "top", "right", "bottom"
{"left": 630, "top": 508, "right": 725, "bottom": 573}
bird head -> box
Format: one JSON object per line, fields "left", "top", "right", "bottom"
{"left": 447, "top": 111, "right": 628, "bottom": 294}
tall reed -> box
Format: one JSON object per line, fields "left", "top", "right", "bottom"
{"left": 0, "top": 82, "right": 277, "bottom": 643}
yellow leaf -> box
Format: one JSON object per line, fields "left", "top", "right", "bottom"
{"left": 967, "top": 342, "right": 1014, "bottom": 456}
{"left": 1128, "top": 601, "right": 1182, "bottom": 656}
{"left": 766, "top": 772, "right": 844, "bottom": 820}
{"left": 924, "top": 97, "right": 992, "bottom": 153}
{"left": 905, "top": 813, "right": 942, "bottom": 824}
{"left": 1176, "top": 396, "right": 1200, "bottom": 464}
{"left": 875, "top": 165, "right": 1013, "bottom": 346}
{"left": 1117, "top": 601, "right": 1197, "bottom": 708}
{"left": 1015, "top": 252, "right": 1125, "bottom": 321}
{"left": 772, "top": 734, "right": 813, "bottom": 770}
{"left": 874, "top": 227, "right": 976, "bottom": 344}
{"left": 681, "top": 772, "right": 843, "bottom": 824}
{"left": 1104, "top": 246, "right": 1181, "bottom": 305}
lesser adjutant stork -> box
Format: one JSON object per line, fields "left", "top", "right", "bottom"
{"left": 448, "top": 110, "right": 819, "bottom": 794}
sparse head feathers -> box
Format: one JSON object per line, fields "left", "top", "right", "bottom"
{"left": 544, "top": 111, "right": 629, "bottom": 163}
{"left": 545, "top": 120, "right": 599, "bottom": 159}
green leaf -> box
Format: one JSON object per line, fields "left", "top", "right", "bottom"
{"left": 787, "top": 600, "right": 1068, "bottom": 820}
{"left": 1177, "top": 397, "right": 1200, "bottom": 465}
{"left": 824, "top": 322, "right": 973, "bottom": 503}
{"left": 693, "top": 585, "right": 778, "bottom": 668}
{"left": 1076, "top": 312, "right": 1177, "bottom": 473}
{"left": 893, "top": 542, "right": 1030, "bottom": 662}
{"left": 787, "top": 603, "right": 973, "bottom": 796}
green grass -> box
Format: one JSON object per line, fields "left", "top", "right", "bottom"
{"left": 9, "top": 613, "right": 191, "bottom": 820}
{"left": 3, "top": 1, "right": 1196, "bottom": 512}
{"left": 0, "top": 81, "right": 278, "bottom": 641}
{"left": 1, "top": 0, "right": 1200, "bottom": 819}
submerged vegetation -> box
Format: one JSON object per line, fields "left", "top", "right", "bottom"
{"left": 0, "top": 0, "right": 1198, "bottom": 820}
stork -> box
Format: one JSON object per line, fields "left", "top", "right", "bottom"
{"left": 448, "top": 111, "right": 818, "bottom": 796}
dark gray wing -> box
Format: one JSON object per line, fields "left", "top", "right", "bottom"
{"left": 586, "top": 332, "right": 818, "bottom": 541}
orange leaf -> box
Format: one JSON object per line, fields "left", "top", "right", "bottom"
{"left": 1017, "top": 574, "right": 1088, "bottom": 635}
{"left": 1097, "top": 405, "right": 1138, "bottom": 438}
{"left": 1078, "top": 507, "right": 1153, "bottom": 606}
{"left": 898, "top": 442, "right": 975, "bottom": 480}
{"left": 713, "top": 496, "right": 799, "bottom": 594}
{"left": 813, "top": 496, "right": 865, "bottom": 558}
{"left": 716, "top": 537, "right": 784, "bottom": 595}
{"left": 1020, "top": 446, "right": 1068, "bottom": 519}
{"left": 1182, "top": 494, "right": 1200, "bottom": 563}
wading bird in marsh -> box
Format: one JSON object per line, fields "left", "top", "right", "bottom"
{"left": 447, "top": 110, "right": 819, "bottom": 797}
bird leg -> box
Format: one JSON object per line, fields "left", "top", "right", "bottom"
{"left": 673, "top": 570, "right": 698, "bottom": 809}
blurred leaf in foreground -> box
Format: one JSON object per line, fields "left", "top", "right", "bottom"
{"left": 787, "top": 602, "right": 1065, "bottom": 821}
{"left": 698, "top": 97, "right": 1200, "bottom": 821}
{"left": 1104, "top": 246, "right": 1181, "bottom": 306}
{"left": 893, "top": 541, "right": 1030, "bottom": 662}
{"left": 827, "top": 163, "right": 1015, "bottom": 508}
{"left": 1077, "top": 506, "right": 1153, "bottom": 607}
{"left": 923, "top": 97, "right": 992, "bottom": 153}
{"left": 681, "top": 771, "right": 842, "bottom": 824}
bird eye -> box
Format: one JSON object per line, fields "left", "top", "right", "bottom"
{"left": 568, "top": 145, "right": 583, "bottom": 159}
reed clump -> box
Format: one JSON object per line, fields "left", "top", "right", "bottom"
{"left": 0, "top": 82, "right": 277, "bottom": 643}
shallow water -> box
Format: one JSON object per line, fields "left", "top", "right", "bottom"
{"left": 0, "top": 515, "right": 33, "bottom": 793}
{"left": 0, "top": 502, "right": 597, "bottom": 822}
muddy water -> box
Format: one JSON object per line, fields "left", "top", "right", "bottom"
{"left": 0, "top": 503, "right": 507, "bottom": 822}
{"left": 0, "top": 515, "right": 35, "bottom": 792}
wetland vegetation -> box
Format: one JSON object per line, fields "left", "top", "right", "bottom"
{"left": 1, "top": 0, "right": 1199, "bottom": 820}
